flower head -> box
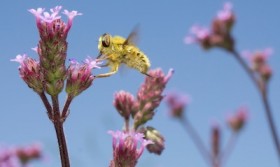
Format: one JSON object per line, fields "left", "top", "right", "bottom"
{"left": 243, "top": 48, "right": 273, "bottom": 82}
{"left": 66, "top": 57, "right": 100, "bottom": 97}
{"left": 113, "top": 91, "right": 135, "bottom": 119}
{"left": 165, "top": 92, "right": 189, "bottom": 118}
{"left": 133, "top": 68, "right": 174, "bottom": 129}
{"left": 11, "top": 54, "right": 44, "bottom": 93}
{"left": 211, "top": 122, "right": 220, "bottom": 157}
{"left": 184, "top": 25, "right": 211, "bottom": 48}
{"left": 227, "top": 107, "right": 248, "bottom": 132}
{"left": 29, "top": 6, "right": 82, "bottom": 95}
{"left": 108, "top": 130, "right": 152, "bottom": 167}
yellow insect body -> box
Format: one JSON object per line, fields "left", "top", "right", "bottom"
{"left": 96, "top": 30, "right": 151, "bottom": 78}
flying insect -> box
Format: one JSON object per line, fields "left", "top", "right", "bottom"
{"left": 96, "top": 27, "right": 151, "bottom": 78}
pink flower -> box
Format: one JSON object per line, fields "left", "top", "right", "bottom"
{"left": 11, "top": 54, "right": 44, "bottom": 93}
{"left": 184, "top": 25, "right": 210, "bottom": 44}
{"left": 227, "top": 107, "right": 249, "bottom": 132}
{"left": 133, "top": 69, "right": 174, "bottom": 129}
{"left": 165, "top": 92, "right": 189, "bottom": 118}
{"left": 243, "top": 48, "right": 273, "bottom": 81}
{"left": 113, "top": 91, "right": 135, "bottom": 119}
{"left": 66, "top": 57, "right": 100, "bottom": 97}
{"left": 216, "top": 2, "right": 233, "bottom": 21}
{"left": 108, "top": 130, "right": 152, "bottom": 167}
{"left": 29, "top": 6, "right": 82, "bottom": 40}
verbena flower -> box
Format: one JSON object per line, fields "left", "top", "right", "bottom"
{"left": 29, "top": 6, "right": 82, "bottom": 96}
{"left": 165, "top": 92, "right": 189, "bottom": 118}
{"left": 11, "top": 54, "right": 44, "bottom": 93}
{"left": 243, "top": 48, "right": 273, "bottom": 82}
{"left": 113, "top": 91, "right": 135, "bottom": 120}
{"left": 211, "top": 123, "right": 220, "bottom": 157}
{"left": 0, "top": 143, "right": 43, "bottom": 167}
{"left": 227, "top": 107, "right": 248, "bottom": 132}
{"left": 108, "top": 130, "right": 153, "bottom": 167}
{"left": 133, "top": 68, "right": 174, "bottom": 129}
{"left": 185, "top": 2, "right": 235, "bottom": 51}
{"left": 66, "top": 57, "right": 100, "bottom": 97}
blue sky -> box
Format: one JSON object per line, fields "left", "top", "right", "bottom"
{"left": 1, "top": 0, "right": 280, "bottom": 166}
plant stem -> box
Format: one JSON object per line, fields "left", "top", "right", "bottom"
{"left": 61, "top": 95, "right": 73, "bottom": 122}
{"left": 38, "top": 92, "right": 53, "bottom": 119}
{"left": 220, "top": 132, "right": 238, "bottom": 166}
{"left": 180, "top": 117, "right": 212, "bottom": 165}
{"left": 52, "top": 95, "right": 70, "bottom": 167}
{"left": 231, "top": 50, "right": 280, "bottom": 161}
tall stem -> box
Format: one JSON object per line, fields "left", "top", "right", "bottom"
{"left": 220, "top": 132, "right": 238, "bottom": 166}
{"left": 52, "top": 95, "right": 70, "bottom": 167}
{"left": 180, "top": 117, "right": 212, "bottom": 165}
{"left": 231, "top": 50, "right": 280, "bottom": 160}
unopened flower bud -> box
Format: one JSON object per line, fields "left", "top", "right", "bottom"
{"left": 165, "top": 92, "right": 189, "bottom": 118}
{"left": 141, "top": 126, "right": 165, "bottom": 155}
{"left": 113, "top": 91, "right": 135, "bottom": 119}
{"left": 227, "top": 107, "right": 248, "bottom": 132}
{"left": 133, "top": 69, "right": 173, "bottom": 129}
{"left": 11, "top": 54, "right": 44, "bottom": 93}
{"left": 66, "top": 57, "right": 100, "bottom": 97}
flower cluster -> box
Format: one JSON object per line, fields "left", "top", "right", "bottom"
{"left": 227, "top": 107, "right": 248, "bottom": 132}
{"left": 165, "top": 92, "right": 189, "bottom": 118}
{"left": 66, "top": 58, "right": 101, "bottom": 97}
{"left": 108, "top": 130, "right": 153, "bottom": 167}
{"left": 0, "top": 143, "right": 42, "bottom": 167}
{"left": 112, "top": 69, "right": 173, "bottom": 157}
{"left": 243, "top": 48, "right": 273, "bottom": 82}
{"left": 185, "top": 2, "right": 235, "bottom": 51}
{"left": 12, "top": 6, "right": 98, "bottom": 98}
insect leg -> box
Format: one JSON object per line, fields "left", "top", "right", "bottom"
{"left": 95, "top": 65, "right": 119, "bottom": 78}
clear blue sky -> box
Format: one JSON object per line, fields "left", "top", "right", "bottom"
{"left": 1, "top": 0, "right": 280, "bottom": 166}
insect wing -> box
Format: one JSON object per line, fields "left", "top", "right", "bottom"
{"left": 123, "top": 25, "right": 140, "bottom": 46}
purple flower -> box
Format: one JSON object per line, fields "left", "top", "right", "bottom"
{"left": 66, "top": 57, "right": 100, "bottom": 97}
{"left": 216, "top": 2, "right": 233, "bottom": 21}
{"left": 243, "top": 48, "right": 273, "bottom": 81}
{"left": 184, "top": 25, "right": 210, "bottom": 44}
{"left": 29, "top": 6, "right": 82, "bottom": 39}
{"left": 165, "top": 92, "right": 190, "bottom": 118}
{"left": 113, "top": 91, "right": 135, "bottom": 119}
{"left": 108, "top": 130, "right": 152, "bottom": 167}
{"left": 227, "top": 107, "right": 249, "bottom": 132}
{"left": 11, "top": 54, "right": 44, "bottom": 93}
{"left": 133, "top": 68, "right": 174, "bottom": 129}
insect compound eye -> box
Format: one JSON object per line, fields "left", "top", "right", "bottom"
{"left": 101, "top": 33, "right": 110, "bottom": 47}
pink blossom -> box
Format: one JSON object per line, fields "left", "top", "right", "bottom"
{"left": 11, "top": 54, "right": 43, "bottom": 93}
{"left": 217, "top": 2, "right": 233, "bottom": 21}
{"left": 165, "top": 92, "right": 189, "bottom": 118}
{"left": 108, "top": 130, "right": 152, "bottom": 167}
{"left": 227, "top": 107, "right": 249, "bottom": 132}
{"left": 66, "top": 57, "right": 99, "bottom": 97}
{"left": 185, "top": 25, "right": 210, "bottom": 44}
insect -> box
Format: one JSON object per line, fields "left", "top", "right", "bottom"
{"left": 95, "top": 27, "right": 151, "bottom": 78}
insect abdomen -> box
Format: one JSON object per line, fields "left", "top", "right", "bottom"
{"left": 123, "top": 47, "right": 150, "bottom": 74}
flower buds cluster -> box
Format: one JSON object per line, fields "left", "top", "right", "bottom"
{"left": 108, "top": 130, "right": 153, "bottom": 167}
{"left": 0, "top": 143, "right": 42, "bottom": 167}
{"left": 185, "top": 2, "right": 235, "bottom": 51}
{"left": 11, "top": 54, "right": 44, "bottom": 93}
{"left": 133, "top": 68, "right": 174, "bottom": 129}
{"left": 66, "top": 58, "right": 100, "bottom": 97}
{"left": 227, "top": 107, "right": 248, "bottom": 132}
{"left": 244, "top": 48, "right": 273, "bottom": 82}
{"left": 28, "top": 6, "right": 82, "bottom": 95}
{"left": 165, "top": 92, "right": 189, "bottom": 118}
